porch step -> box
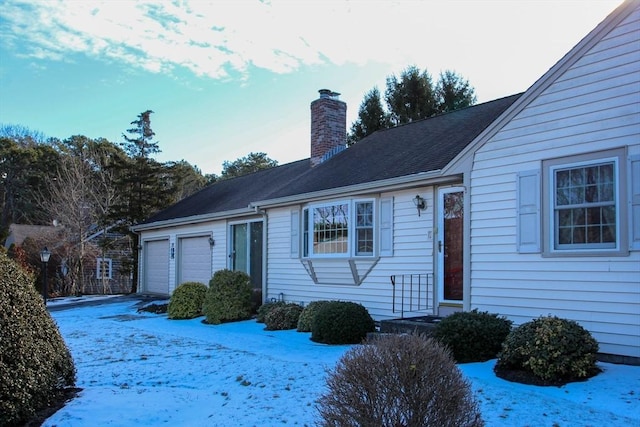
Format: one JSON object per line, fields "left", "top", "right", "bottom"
{"left": 378, "top": 316, "right": 443, "bottom": 337}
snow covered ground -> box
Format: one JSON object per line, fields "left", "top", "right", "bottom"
{"left": 44, "top": 296, "right": 640, "bottom": 426}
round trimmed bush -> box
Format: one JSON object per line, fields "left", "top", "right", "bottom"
{"left": 0, "top": 251, "right": 76, "bottom": 426}
{"left": 495, "top": 315, "right": 600, "bottom": 383}
{"left": 203, "top": 269, "right": 253, "bottom": 325}
{"left": 318, "top": 333, "right": 484, "bottom": 426}
{"left": 433, "top": 309, "right": 513, "bottom": 363}
{"left": 311, "top": 301, "right": 375, "bottom": 345}
{"left": 167, "top": 281, "right": 208, "bottom": 320}
{"left": 256, "top": 300, "right": 287, "bottom": 323}
{"left": 297, "top": 300, "right": 330, "bottom": 332}
{"left": 264, "top": 303, "right": 304, "bottom": 330}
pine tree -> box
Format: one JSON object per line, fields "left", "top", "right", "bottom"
{"left": 435, "top": 70, "right": 477, "bottom": 114}
{"left": 385, "top": 65, "right": 437, "bottom": 126}
{"left": 347, "top": 87, "right": 390, "bottom": 146}
{"left": 109, "top": 110, "right": 170, "bottom": 292}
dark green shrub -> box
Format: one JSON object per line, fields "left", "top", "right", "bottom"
{"left": 297, "top": 300, "right": 330, "bottom": 332}
{"left": 264, "top": 303, "right": 304, "bottom": 330}
{"left": 256, "top": 300, "right": 287, "bottom": 323}
{"left": 167, "top": 281, "right": 208, "bottom": 320}
{"left": 0, "top": 251, "right": 76, "bottom": 426}
{"left": 318, "top": 333, "right": 484, "bottom": 427}
{"left": 203, "top": 269, "right": 253, "bottom": 325}
{"left": 495, "top": 315, "right": 600, "bottom": 383}
{"left": 433, "top": 309, "right": 513, "bottom": 363}
{"left": 311, "top": 301, "right": 375, "bottom": 345}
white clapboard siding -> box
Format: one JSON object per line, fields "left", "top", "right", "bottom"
{"left": 469, "top": 6, "right": 640, "bottom": 357}
{"left": 266, "top": 190, "right": 436, "bottom": 320}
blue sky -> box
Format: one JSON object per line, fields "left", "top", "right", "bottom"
{"left": 0, "top": 0, "right": 623, "bottom": 175}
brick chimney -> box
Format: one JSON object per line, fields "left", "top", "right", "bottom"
{"left": 310, "top": 89, "right": 347, "bottom": 167}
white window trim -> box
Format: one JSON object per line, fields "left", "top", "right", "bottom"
{"left": 303, "top": 198, "right": 377, "bottom": 259}
{"left": 96, "top": 258, "right": 112, "bottom": 279}
{"left": 542, "top": 148, "right": 628, "bottom": 257}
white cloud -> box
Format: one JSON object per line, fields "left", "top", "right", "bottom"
{"left": 1, "top": 0, "right": 624, "bottom": 89}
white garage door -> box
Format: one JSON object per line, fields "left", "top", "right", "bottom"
{"left": 178, "top": 236, "right": 212, "bottom": 286}
{"left": 145, "top": 239, "right": 169, "bottom": 294}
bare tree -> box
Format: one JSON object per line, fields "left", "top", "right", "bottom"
{"left": 38, "top": 142, "right": 121, "bottom": 295}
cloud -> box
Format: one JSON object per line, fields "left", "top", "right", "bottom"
{"left": 0, "top": 0, "right": 439, "bottom": 80}
{"left": 0, "top": 0, "right": 624, "bottom": 90}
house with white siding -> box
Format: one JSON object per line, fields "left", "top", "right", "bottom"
{"left": 132, "top": 0, "right": 639, "bottom": 361}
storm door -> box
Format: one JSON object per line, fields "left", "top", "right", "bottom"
{"left": 437, "top": 187, "right": 464, "bottom": 303}
{"left": 230, "top": 221, "right": 264, "bottom": 301}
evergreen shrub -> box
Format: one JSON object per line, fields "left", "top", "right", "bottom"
{"left": 0, "top": 252, "right": 76, "bottom": 426}
{"left": 203, "top": 269, "right": 253, "bottom": 325}
{"left": 495, "top": 315, "right": 600, "bottom": 383}
{"left": 433, "top": 309, "right": 513, "bottom": 363}
{"left": 297, "top": 300, "right": 330, "bottom": 332}
{"left": 167, "top": 281, "right": 208, "bottom": 320}
{"left": 311, "top": 301, "right": 375, "bottom": 345}
{"left": 264, "top": 303, "right": 304, "bottom": 330}
{"left": 256, "top": 300, "right": 286, "bottom": 323}
{"left": 318, "top": 333, "right": 484, "bottom": 426}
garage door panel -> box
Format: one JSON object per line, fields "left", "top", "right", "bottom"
{"left": 179, "top": 236, "right": 212, "bottom": 285}
{"left": 145, "top": 240, "right": 169, "bottom": 294}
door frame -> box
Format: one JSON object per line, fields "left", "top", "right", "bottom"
{"left": 436, "top": 186, "right": 465, "bottom": 306}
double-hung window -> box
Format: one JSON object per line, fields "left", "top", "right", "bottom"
{"left": 541, "top": 148, "right": 628, "bottom": 256}
{"left": 96, "top": 258, "right": 112, "bottom": 279}
{"left": 302, "top": 199, "right": 375, "bottom": 257}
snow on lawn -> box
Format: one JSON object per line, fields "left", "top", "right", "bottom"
{"left": 45, "top": 297, "right": 640, "bottom": 426}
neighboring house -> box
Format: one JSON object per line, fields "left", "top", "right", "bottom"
{"left": 132, "top": 0, "right": 639, "bottom": 360}
{"left": 4, "top": 223, "right": 133, "bottom": 295}
{"left": 4, "top": 224, "right": 60, "bottom": 249}
{"left": 80, "top": 225, "right": 133, "bottom": 295}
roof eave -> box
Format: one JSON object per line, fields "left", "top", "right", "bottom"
{"left": 250, "top": 169, "right": 460, "bottom": 209}
{"left": 130, "top": 207, "right": 256, "bottom": 232}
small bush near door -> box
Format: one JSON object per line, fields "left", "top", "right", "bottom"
{"left": 311, "top": 301, "right": 375, "bottom": 345}
{"left": 167, "top": 281, "right": 208, "bottom": 320}
{"left": 0, "top": 251, "right": 76, "bottom": 426}
{"left": 317, "top": 333, "right": 484, "bottom": 427}
{"left": 433, "top": 309, "right": 513, "bottom": 363}
{"left": 203, "top": 269, "right": 253, "bottom": 325}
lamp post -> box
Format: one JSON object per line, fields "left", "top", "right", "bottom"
{"left": 40, "top": 247, "right": 51, "bottom": 304}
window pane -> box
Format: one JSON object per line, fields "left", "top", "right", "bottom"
{"left": 356, "top": 229, "right": 373, "bottom": 255}
{"left": 355, "top": 202, "right": 374, "bottom": 256}
{"left": 356, "top": 203, "right": 373, "bottom": 227}
{"left": 553, "top": 160, "right": 616, "bottom": 250}
{"left": 313, "top": 203, "right": 349, "bottom": 254}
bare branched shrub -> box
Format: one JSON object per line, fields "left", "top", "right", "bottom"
{"left": 317, "top": 333, "right": 484, "bottom": 427}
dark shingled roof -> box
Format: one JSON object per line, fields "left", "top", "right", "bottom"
{"left": 141, "top": 93, "right": 521, "bottom": 225}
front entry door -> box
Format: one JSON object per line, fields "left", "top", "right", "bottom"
{"left": 437, "top": 187, "right": 464, "bottom": 303}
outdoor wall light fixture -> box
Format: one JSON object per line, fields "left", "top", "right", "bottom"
{"left": 413, "top": 195, "right": 427, "bottom": 216}
{"left": 209, "top": 237, "right": 215, "bottom": 247}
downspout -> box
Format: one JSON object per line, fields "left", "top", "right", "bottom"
{"left": 254, "top": 206, "right": 268, "bottom": 304}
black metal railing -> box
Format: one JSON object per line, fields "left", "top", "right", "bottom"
{"left": 390, "top": 273, "right": 434, "bottom": 318}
